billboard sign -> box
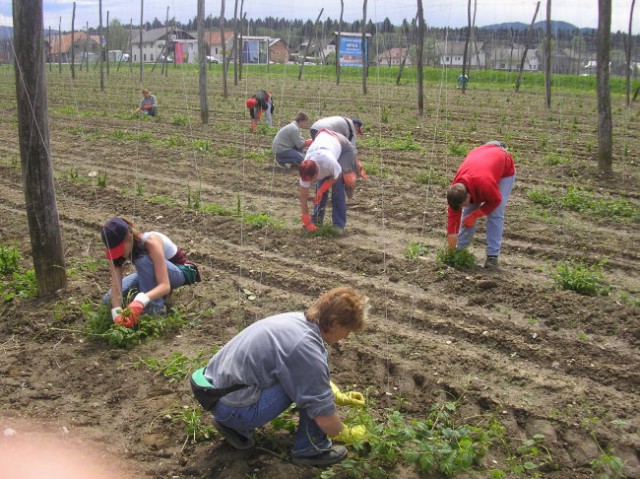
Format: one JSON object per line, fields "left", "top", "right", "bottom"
{"left": 338, "top": 36, "right": 367, "bottom": 67}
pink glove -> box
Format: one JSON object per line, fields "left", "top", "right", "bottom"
{"left": 301, "top": 214, "right": 317, "bottom": 232}
{"left": 313, "top": 181, "right": 333, "bottom": 205}
{"left": 303, "top": 138, "right": 313, "bottom": 148}
{"left": 114, "top": 293, "right": 149, "bottom": 328}
{"left": 462, "top": 209, "right": 484, "bottom": 229}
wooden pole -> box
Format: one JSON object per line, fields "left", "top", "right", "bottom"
{"left": 71, "top": 3, "right": 76, "bottom": 79}
{"left": 128, "top": 20, "right": 133, "bottom": 73}
{"left": 221, "top": 0, "right": 228, "bottom": 98}
{"left": 461, "top": 0, "right": 471, "bottom": 94}
{"left": 625, "top": 0, "right": 636, "bottom": 107}
{"left": 361, "top": 0, "right": 368, "bottom": 95}
{"left": 232, "top": 0, "right": 239, "bottom": 85}
{"left": 48, "top": 26, "right": 52, "bottom": 71}
{"left": 12, "top": 0, "right": 67, "bottom": 296}
{"left": 515, "top": 1, "right": 540, "bottom": 92}
{"left": 545, "top": 0, "right": 552, "bottom": 108}
{"left": 596, "top": 0, "right": 613, "bottom": 176}
{"left": 139, "top": 0, "right": 144, "bottom": 84}
{"left": 58, "top": 17, "right": 62, "bottom": 73}
{"left": 85, "top": 22, "right": 89, "bottom": 72}
{"left": 239, "top": 8, "right": 246, "bottom": 81}
{"left": 416, "top": 0, "right": 425, "bottom": 115}
{"left": 298, "top": 9, "right": 323, "bottom": 80}
{"left": 99, "top": 0, "right": 104, "bottom": 91}
{"left": 198, "top": 0, "right": 209, "bottom": 124}
{"left": 106, "top": 10, "right": 110, "bottom": 77}
{"left": 163, "top": 7, "right": 169, "bottom": 77}
{"left": 336, "top": 0, "right": 343, "bottom": 84}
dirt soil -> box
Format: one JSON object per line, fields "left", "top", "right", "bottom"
{"left": 0, "top": 69, "right": 639, "bottom": 478}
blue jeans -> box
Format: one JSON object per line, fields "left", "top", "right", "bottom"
{"left": 212, "top": 384, "right": 332, "bottom": 457}
{"left": 275, "top": 148, "right": 304, "bottom": 166}
{"left": 102, "top": 254, "right": 186, "bottom": 313}
{"left": 457, "top": 174, "right": 515, "bottom": 256}
{"left": 312, "top": 177, "right": 347, "bottom": 229}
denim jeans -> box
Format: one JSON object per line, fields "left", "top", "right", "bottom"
{"left": 457, "top": 174, "right": 515, "bottom": 256}
{"left": 275, "top": 148, "right": 304, "bottom": 166}
{"left": 312, "top": 177, "right": 347, "bottom": 229}
{"left": 212, "top": 384, "right": 332, "bottom": 457}
{"left": 102, "top": 254, "right": 186, "bottom": 313}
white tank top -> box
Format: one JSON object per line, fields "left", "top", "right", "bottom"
{"left": 140, "top": 232, "right": 178, "bottom": 260}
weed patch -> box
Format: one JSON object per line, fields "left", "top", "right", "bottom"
{"left": 436, "top": 247, "right": 477, "bottom": 269}
{"left": 552, "top": 260, "right": 610, "bottom": 297}
{"left": 404, "top": 242, "right": 430, "bottom": 259}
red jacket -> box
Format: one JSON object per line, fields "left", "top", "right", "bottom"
{"left": 447, "top": 144, "right": 515, "bottom": 234}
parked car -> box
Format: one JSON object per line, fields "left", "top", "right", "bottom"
{"left": 206, "top": 56, "right": 220, "bottom": 63}
{"left": 159, "top": 54, "right": 173, "bottom": 63}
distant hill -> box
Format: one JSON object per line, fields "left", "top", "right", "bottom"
{"left": 0, "top": 26, "right": 13, "bottom": 40}
{"left": 481, "top": 20, "right": 595, "bottom": 34}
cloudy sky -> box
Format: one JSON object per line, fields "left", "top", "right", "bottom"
{"left": 1, "top": 0, "right": 638, "bottom": 33}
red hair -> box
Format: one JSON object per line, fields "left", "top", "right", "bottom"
{"left": 299, "top": 160, "right": 318, "bottom": 182}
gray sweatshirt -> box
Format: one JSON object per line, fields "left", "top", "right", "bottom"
{"left": 204, "top": 312, "right": 336, "bottom": 419}
{"left": 311, "top": 116, "right": 358, "bottom": 146}
{"left": 272, "top": 121, "right": 306, "bottom": 154}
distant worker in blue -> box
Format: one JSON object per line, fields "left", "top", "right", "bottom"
{"left": 457, "top": 74, "right": 469, "bottom": 89}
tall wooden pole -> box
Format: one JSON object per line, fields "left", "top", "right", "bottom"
{"left": 298, "top": 8, "right": 323, "bottom": 80}
{"left": 545, "top": 0, "right": 552, "bottom": 108}
{"left": 48, "top": 27, "right": 52, "bottom": 71}
{"left": 71, "top": 3, "right": 76, "bottom": 79}
{"left": 85, "top": 22, "right": 89, "bottom": 72}
{"left": 163, "top": 7, "right": 169, "bottom": 77}
{"left": 139, "top": 0, "right": 144, "bottom": 84}
{"left": 220, "top": 0, "right": 228, "bottom": 97}
{"left": 99, "top": 0, "right": 104, "bottom": 91}
{"left": 232, "top": 0, "right": 239, "bottom": 85}
{"left": 596, "top": 0, "right": 613, "bottom": 176}
{"left": 461, "top": 0, "right": 471, "bottom": 94}
{"left": 625, "top": 0, "right": 636, "bottom": 107}
{"left": 515, "top": 1, "right": 540, "bottom": 92}
{"left": 198, "top": 0, "right": 209, "bottom": 124}
{"left": 361, "top": 0, "right": 368, "bottom": 94}
{"left": 106, "top": 10, "right": 110, "bottom": 77}
{"left": 58, "top": 17, "right": 62, "bottom": 73}
{"left": 12, "top": 0, "right": 67, "bottom": 296}
{"left": 416, "top": 0, "right": 425, "bottom": 115}
{"left": 336, "top": 0, "right": 343, "bottom": 84}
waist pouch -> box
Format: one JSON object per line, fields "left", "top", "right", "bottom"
{"left": 190, "top": 368, "right": 245, "bottom": 411}
{"left": 177, "top": 262, "right": 201, "bottom": 285}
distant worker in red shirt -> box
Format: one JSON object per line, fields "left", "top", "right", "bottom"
{"left": 446, "top": 141, "right": 515, "bottom": 269}
{"left": 246, "top": 89, "right": 274, "bottom": 133}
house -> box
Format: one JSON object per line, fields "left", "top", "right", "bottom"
{"left": 45, "top": 31, "right": 101, "bottom": 63}
{"left": 436, "top": 41, "right": 485, "bottom": 69}
{"left": 130, "top": 27, "right": 194, "bottom": 63}
{"left": 377, "top": 47, "right": 411, "bottom": 67}
{"left": 269, "top": 38, "right": 290, "bottom": 64}
{"left": 241, "top": 36, "right": 271, "bottom": 64}
{"left": 490, "top": 44, "right": 538, "bottom": 71}
{"left": 201, "top": 31, "right": 234, "bottom": 61}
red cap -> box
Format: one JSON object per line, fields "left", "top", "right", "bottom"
{"left": 246, "top": 98, "right": 257, "bottom": 109}
{"left": 101, "top": 217, "right": 129, "bottom": 260}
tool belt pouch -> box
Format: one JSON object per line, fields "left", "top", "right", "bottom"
{"left": 190, "top": 368, "right": 243, "bottom": 411}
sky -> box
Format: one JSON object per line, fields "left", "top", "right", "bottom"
{"left": 1, "top": 0, "right": 638, "bottom": 34}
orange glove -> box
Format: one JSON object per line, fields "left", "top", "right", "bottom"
{"left": 343, "top": 172, "right": 357, "bottom": 189}
{"left": 462, "top": 209, "right": 484, "bottom": 229}
{"left": 447, "top": 234, "right": 458, "bottom": 250}
{"left": 313, "top": 180, "right": 333, "bottom": 205}
{"left": 303, "top": 138, "right": 313, "bottom": 148}
{"left": 301, "top": 214, "right": 317, "bottom": 232}
{"left": 357, "top": 160, "right": 367, "bottom": 180}
{"left": 114, "top": 293, "right": 149, "bottom": 328}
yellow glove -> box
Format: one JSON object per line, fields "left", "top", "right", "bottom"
{"left": 330, "top": 425, "right": 368, "bottom": 444}
{"left": 330, "top": 381, "right": 366, "bottom": 407}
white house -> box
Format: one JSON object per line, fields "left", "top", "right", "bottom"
{"left": 436, "top": 41, "right": 485, "bottom": 69}
{"left": 491, "top": 45, "right": 539, "bottom": 71}
{"left": 130, "top": 27, "right": 195, "bottom": 63}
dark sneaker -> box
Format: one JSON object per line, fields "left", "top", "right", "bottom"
{"left": 274, "top": 159, "right": 288, "bottom": 169}
{"left": 484, "top": 255, "right": 499, "bottom": 269}
{"left": 292, "top": 445, "right": 348, "bottom": 466}
{"left": 212, "top": 419, "right": 254, "bottom": 450}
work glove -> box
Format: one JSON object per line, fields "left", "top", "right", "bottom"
{"left": 462, "top": 209, "right": 484, "bottom": 229}
{"left": 343, "top": 172, "right": 357, "bottom": 190}
{"left": 357, "top": 160, "right": 368, "bottom": 180}
{"left": 330, "top": 425, "right": 368, "bottom": 444}
{"left": 331, "top": 381, "right": 365, "bottom": 407}
{"left": 111, "top": 307, "right": 123, "bottom": 321}
{"left": 301, "top": 214, "right": 317, "bottom": 232}
{"left": 114, "top": 292, "right": 150, "bottom": 328}
{"left": 313, "top": 180, "right": 333, "bottom": 205}
{"left": 447, "top": 234, "right": 458, "bottom": 251}
{"left": 303, "top": 138, "right": 313, "bottom": 148}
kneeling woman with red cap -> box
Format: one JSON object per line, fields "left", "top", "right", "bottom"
{"left": 100, "top": 217, "right": 200, "bottom": 327}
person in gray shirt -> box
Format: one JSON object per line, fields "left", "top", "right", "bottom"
{"left": 194, "top": 287, "right": 369, "bottom": 466}
{"left": 134, "top": 89, "right": 157, "bottom": 117}
{"left": 310, "top": 116, "right": 363, "bottom": 147}
{"left": 272, "top": 112, "right": 312, "bottom": 167}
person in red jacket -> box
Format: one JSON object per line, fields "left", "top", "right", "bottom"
{"left": 446, "top": 141, "right": 515, "bottom": 269}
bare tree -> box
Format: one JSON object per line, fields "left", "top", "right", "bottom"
{"left": 625, "top": 0, "right": 636, "bottom": 107}
{"left": 596, "top": 0, "right": 613, "bottom": 176}
{"left": 416, "top": 0, "right": 425, "bottom": 115}
{"left": 545, "top": 0, "right": 552, "bottom": 108}
{"left": 13, "top": 0, "right": 67, "bottom": 296}
{"left": 361, "top": 0, "right": 368, "bottom": 94}
{"left": 515, "top": 1, "right": 540, "bottom": 92}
